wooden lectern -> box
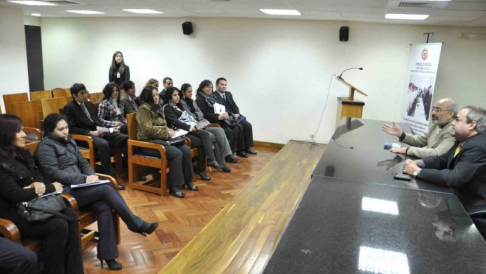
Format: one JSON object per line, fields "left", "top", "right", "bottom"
{"left": 335, "top": 77, "right": 368, "bottom": 126}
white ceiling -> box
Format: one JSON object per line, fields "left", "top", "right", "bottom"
{"left": 2, "top": 0, "right": 486, "bottom": 27}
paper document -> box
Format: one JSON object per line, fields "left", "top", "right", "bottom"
{"left": 214, "top": 103, "right": 225, "bottom": 114}
{"left": 96, "top": 126, "right": 114, "bottom": 133}
{"left": 172, "top": 129, "right": 188, "bottom": 138}
{"left": 71, "top": 180, "right": 110, "bottom": 189}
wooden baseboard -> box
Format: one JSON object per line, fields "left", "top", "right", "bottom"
{"left": 254, "top": 141, "right": 285, "bottom": 149}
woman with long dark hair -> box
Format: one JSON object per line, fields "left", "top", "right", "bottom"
{"left": 98, "top": 82, "right": 128, "bottom": 134}
{"left": 35, "top": 113, "right": 158, "bottom": 271}
{"left": 181, "top": 83, "right": 236, "bottom": 170}
{"left": 108, "top": 51, "right": 130, "bottom": 87}
{"left": 136, "top": 86, "right": 195, "bottom": 197}
{"left": 195, "top": 80, "right": 244, "bottom": 159}
{"left": 163, "top": 87, "right": 223, "bottom": 178}
{"left": 0, "top": 114, "right": 84, "bottom": 274}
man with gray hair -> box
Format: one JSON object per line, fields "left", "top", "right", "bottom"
{"left": 403, "top": 106, "right": 486, "bottom": 235}
{"left": 382, "top": 98, "right": 457, "bottom": 158}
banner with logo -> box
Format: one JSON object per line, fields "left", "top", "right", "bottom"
{"left": 400, "top": 43, "right": 443, "bottom": 134}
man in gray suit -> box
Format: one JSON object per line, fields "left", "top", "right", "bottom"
{"left": 382, "top": 98, "right": 457, "bottom": 158}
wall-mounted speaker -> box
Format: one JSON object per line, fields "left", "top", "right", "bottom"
{"left": 182, "top": 21, "right": 193, "bottom": 35}
{"left": 340, "top": 26, "right": 349, "bottom": 42}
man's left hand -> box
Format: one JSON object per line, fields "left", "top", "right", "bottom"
{"left": 403, "top": 160, "right": 419, "bottom": 175}
{"left": 234, "top": 114, "right": 240, "bottom": 118}
{"left": 390, "top": 147, "right": 406, "bottom": 154}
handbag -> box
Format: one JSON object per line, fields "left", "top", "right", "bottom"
{"left": 17, "top": 192, "right": 78, "bottom": 223}
{"left": 224, "top": 114, "right": 246, "bottom": 127}
{"left": 196, "top": 118, "right": 211, "bottom": 130}
{"left": 178, "top": 110, "right": 198, "bottom": 127}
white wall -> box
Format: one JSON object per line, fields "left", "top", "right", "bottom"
{"left": 38, "top": 17, "right": 486, "bottom": 144}
{"left": 0, "top": 7, "right": 29, "bottom": 112}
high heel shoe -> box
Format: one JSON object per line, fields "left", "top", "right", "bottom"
{"left": 184, "top": 181, "right": 199, "bottom": 191}
{"left": 169, "top": 188, "right": 185, "bottom": 198}
{"left": 137, "top": 221, "right": 159, "bottom": 237}
{"left": 196, "top": 171, "right": 211, "bottom": 181}
{"left": 100, "top": 259, "right": 123, "bottom": 270}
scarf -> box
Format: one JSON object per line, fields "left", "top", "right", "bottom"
{"left": 197, "top": 91, "right": 217, "bottom": 107}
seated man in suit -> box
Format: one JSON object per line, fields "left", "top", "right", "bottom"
{"left": 158, "top": 77, "right": 173, "bottom": 105}
{"left": 403, "top": 106, "right": 486, "bottom": 235}
{"left": 382, "top": 98, "right": 457, "bottom": 158}
{"left": 214, "top": 77, "right": 256, "bottom": 157}
{"left": 63, "top": 83, "right": 128, "bottom": 190}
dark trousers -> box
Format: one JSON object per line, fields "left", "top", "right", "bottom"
{"left": 188, "top": 131, "right": 215, "bottom": 172}
{"left": 0, "top": 208, "right": 83, "bottom": 274}
{"left": 222, "top": 124, "right": 243, "bottom": 153}
{"left": 90, "top": 133, "right": 128, "bottom": 175}
{"left": 0, "top": 237, "right": 37, "bottom": 274}
{"left": 141, "top": 140, "right": 194, "bottom": 188}
{"left": 240, "top": 120, "right": 254, "bottom": 149}
{"left": 68, "top": 184, "right": 143, "bottom": 260}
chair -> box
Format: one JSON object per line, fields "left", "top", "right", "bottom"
{"left": 9, "top": 100, "right": 42, "bottom": 129}
{"left": 127, "top": 113, "right": 170, "bottom": 195}
{"left": 24, "top": 127, "right": 42, "bottom": 142}
{"left": 41, "top": 97, "right": 68, "bottom": 119}
{"left": 29, "top": 90, "right": 52, "bottom": 101}
{"left": 52, "top": 88, "right": 73, "bottom": 102}
{"left": 3, "top": 92, "right": 28, "bottom": 114}
{"left": 88, "top": 92, "right": 104, "bottom": 108}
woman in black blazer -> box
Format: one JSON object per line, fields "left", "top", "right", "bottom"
{"left": 163, "top": 87, "right": 221, "bottom": 181}
{"left": 0, "top": 114, "right": 83, "bottom": 274}
{"left": 108, "top": 51, "right": 130, "bottom": 88}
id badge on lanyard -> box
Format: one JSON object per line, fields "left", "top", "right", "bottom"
{"left": 117, "top": 72, "right": 121, "bottom": 79}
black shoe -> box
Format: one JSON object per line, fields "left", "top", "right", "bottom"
{"left": 222, "top": 166, "right": 232, "bottom": 173}
{"left": 225, "top": 155, "right": 239, "bottom": 163}
{"left": 184, "top": 181, "right": 199, "bottom": 191}
{"left": 245, "top": 148, "right": 257, "bottom": 155}
{"left": 117, "top": 183, "right": 126, "bottom": 190}
{"left": 137, "top": 221, "right": 159, "bottom": 237}
{"left": 169, "top": 188, "right": 185, "bottom": 198}
{"left": 208, "top": 160, "right": 221, "bottom": 169}
{"left": 236, "top": 151, "right": 248, "bottom": 158}
{"left": 196, "top": 171, "right": 211, "bottom": 181}
{"left": 100, "top": 259, "right": 122, "bottom": 270}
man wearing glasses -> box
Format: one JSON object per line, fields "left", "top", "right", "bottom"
{"left": 402, "top": 106, "right": 486, "bottom": 236}
{"left": 382, "top": 98, "right": 457, "bottom": 158}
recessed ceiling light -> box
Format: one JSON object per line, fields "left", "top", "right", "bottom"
{"left": 31, "top": 13, "right": 41, "bottom": 16}
{"left": 66, "top": 10, "right": 105, "bottom": 15}
{"left": 8, "top": 1, "right": 57, "bottom": 6}
{"left": 260, "top": 9, "right": 301, "bottom": 16}
{"left": 385, "top": 14, "right": 429, "bottom": 20}
{"left": 123, "top": 9, "right": 163, "bottom": 14}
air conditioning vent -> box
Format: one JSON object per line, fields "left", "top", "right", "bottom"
{"left": 45, "top": 0, "right": 82, "bottom": 5}
{"left": 399, "top": 2, "right": 434, "bottom": 8}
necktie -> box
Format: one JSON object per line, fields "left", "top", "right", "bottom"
{"left": 81, "top": 103, "right": 94, "bottom": 122}
{"left": 454, "top": 142, "right": 462, "bottom": 158}
{"left": 222, "top": 94, "right": 226, "bottom": 102}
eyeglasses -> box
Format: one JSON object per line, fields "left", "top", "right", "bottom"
{"left": 431, "top": 107, "right": 450, "bottom": 113}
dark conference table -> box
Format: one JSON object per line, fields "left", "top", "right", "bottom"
{"left": 312, "top": 118, "right": 453, "bottom": 194}
{"left": 263, "top": 118, "right": 486, "bottom": 273}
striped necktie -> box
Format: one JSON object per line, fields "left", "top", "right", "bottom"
{"left": 454, "top": 142, "right": 462, "bottom": 158}
{"left": 81, "top": 103, "right": 94, "bottom": 122}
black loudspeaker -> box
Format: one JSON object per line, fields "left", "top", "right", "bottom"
{"left": 182, "top": 21, "right": 193, "bottom": 35}
{"left": 340, "top": 26, "right": 349, "bottom": 42}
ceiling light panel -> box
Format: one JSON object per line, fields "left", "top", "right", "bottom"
{"left": 260, "top": 9, "right": 301, "bottom": 16}
{"left": 385, "top": 13, "right": 429, "bottom": 20}
{"left": 8, "top": 0, "right": 57, "bottom": 6}
{"left": 123, "top": 9, "right": 163, "bottom": 14}
{"left": 66, "top": 10, "right": 105, "bottom": 14}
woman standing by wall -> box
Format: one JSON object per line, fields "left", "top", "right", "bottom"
{"left": 108, "top": 51, "right": 130, "bottom": 88}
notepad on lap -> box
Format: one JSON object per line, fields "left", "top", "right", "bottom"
{"left": 71, "top": 180, "right": 110, "bottom": 188}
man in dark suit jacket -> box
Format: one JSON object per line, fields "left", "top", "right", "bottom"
{"left": 158, "top": 77, "right": 173, "bottom": 105}
{"left": 62, "top": 83, "right": 128, "bottom": 190}
{"left": 403, "top": 106, "right": 486, "bottom": 235}
{"left": 214, "top": 77, "right": 256, "bottom": 158}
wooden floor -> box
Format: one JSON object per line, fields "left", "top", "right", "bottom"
{"left": 81, "top": 141, "right": 325, "bottom": 274}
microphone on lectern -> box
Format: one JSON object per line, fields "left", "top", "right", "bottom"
{"left": 338, "top": 67, "right": 363, "bottom": 79}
